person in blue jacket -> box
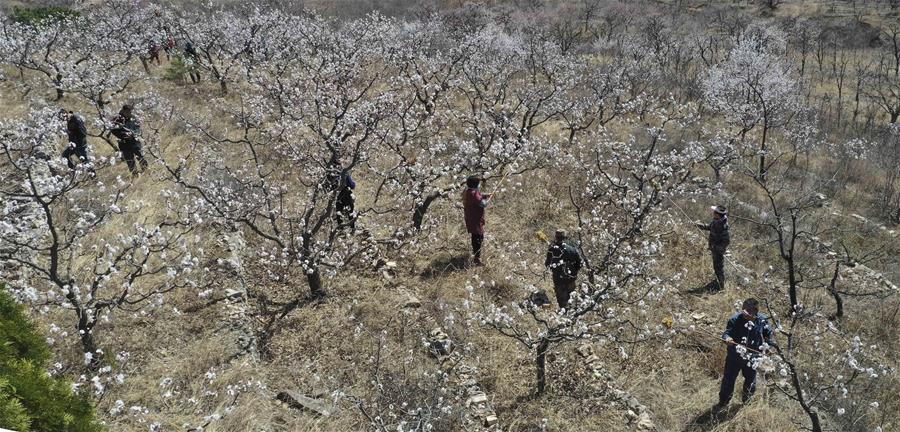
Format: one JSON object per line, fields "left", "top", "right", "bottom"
{"left": 716, "top": 298, "right": 777, "bottom": 410}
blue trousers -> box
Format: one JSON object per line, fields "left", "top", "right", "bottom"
{"left": 719, "top": 353, "right": 756, "bottom": 405}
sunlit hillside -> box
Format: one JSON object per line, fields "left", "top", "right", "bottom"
{"left": 0, "top": 1, "right": 898, "bottom": 431}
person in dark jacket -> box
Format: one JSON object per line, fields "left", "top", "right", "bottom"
{"left": 697, "top": 205, "right": 730, "bottom": 291}
{"left": 462, "top": 176, "right": 491, "bottom": 266}
{"left": 110, "top": 104, "right": 148, "bottom": 176}
{"left": 716, "top": 298, "right": 776, "bottom": 409}
{"left": 59, "top": 110, "right": 89, "bottom": 169}
{"left": 162, "top": 26, "right": 176, "bottom": 61}
{"left": 183, "top": 42, "right": 201, "bottom": 83}
{"left": 148, "top": 40, "right": 162, "bottom": 66}
{"left": 334, "top": 171, "right": 356, "bottom": 229}
{"left": 544, "top": 230, "right": 583, "bottom": 308}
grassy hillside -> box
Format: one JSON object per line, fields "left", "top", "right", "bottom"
{"left": 1, "top": 1, "right": 898, "bottom": 431}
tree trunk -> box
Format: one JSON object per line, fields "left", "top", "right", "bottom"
{"left": 829, "top": 287, "right": 843, "bottom": 319}
{"left": 800, "top": 53, "right": 807, "bottom": 78}
{"left": 787, "top": 357, "right": 823, "bottom": 432}
{"left": 412, "top": 192, "right": 442, "bottom": 230}
{"left": 78, "top": 328, "right": 100, "bottom": 369}
{"left": 758, "top": 125, "right": 768, "bottom": 181}
{"left": 808, "top": 409, "right": 823, "bottom": 432}
{"left": 306, "top": 268, "right": 325, "bottom": 298}
{"left": 836, "top": 75, "right": 844, "bottom": 127}
{"left": 828, "top": 262, "right": 843, "bottom": 319}
{"left": 788, "top": 256, "right": 799, "bottom": 313}
{"left": 54, "top": 73, "right": 64, "bottom": 100}
{"left": 72, "top": 301, "right": 100, "bottom": 369}
{"left": 60, "top": 282, "right": 101, "bottom": 369}
{"left": 535, "top": 337, "right": 550, "bottom": 395}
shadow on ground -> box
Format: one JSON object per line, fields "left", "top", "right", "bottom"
{"left": 420, "top": 254, "right": 471, "bottom": 279}
{"left": 683, "top": 404, "right": 742, "bottom": 432}
{"left": 681, "top": 281, "right": 722, "bottom": 296}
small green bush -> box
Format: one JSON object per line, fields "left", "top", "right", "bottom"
{"left": 10, "top": 6, "right": 79, "bottom": 26}
{"left": 0, "top": 286, "right": 102, "bottom": 432}
{"left": 164, "top": 56, "right": 188, "bottom": 83}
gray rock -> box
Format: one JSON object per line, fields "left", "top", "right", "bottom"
{"left": 403, "top": 296, "right": 421, "bottom": 308}
{"left": 427, "top": 328, "right": 454, "bottom": 357}
{"left": 276, "top": 391, "right": 337, "bottom": 417}
{"left": 637, "top": 412, "right": 655, "bottom": 430}
{"left": 225, "top": 288, "right": 244, "bottom": 299}
{"left": 576, "top": 343, "right": 594, "bottom": 357}
{"left": 461, "top": 378, "right": 478, "bottom": 388}
{"left": 625, "top": 397, "right": 642, "bottom": 412}
{"left": 467, "top": 393, "right": 488, "bottom": 405}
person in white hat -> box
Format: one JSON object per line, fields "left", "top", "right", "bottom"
{"left": 697, "top": 205, "right": 730, "bottom": 290}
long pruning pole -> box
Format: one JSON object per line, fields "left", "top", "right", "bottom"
{"left": 487, "top": 169, "right": 512, "bottom": 198}
{"left": 665, "top": 195, "right": 745, "bottom": 274}
{"left": 687, "top": 326, "right": 766, "bottom": 355}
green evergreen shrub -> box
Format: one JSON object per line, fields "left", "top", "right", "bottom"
{"left": 10, "top": 7, "right": 79, "bottom": 26}
{"left": 0, "top": 286, "right": 102, "bottom": 432}
{"left": 164, "top": 56, "right": 189, "bottom": 83}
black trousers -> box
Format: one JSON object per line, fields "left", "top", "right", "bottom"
{"left": 552, "top": 279, "right": 576, "bottom": 308}
{"left": 470, "top": 233, "right": 484, "bottom": 259}
{"left": 719, "top": 353, "right": 757, "bottom": 405}
{"left": 62, "top": 144, "right": 88, "bottom": 169}
{"left": 119, "top": 140, "right": 148, "bottom": 174}
{"left": 711, "top": 247, "right": 726, "bottom": 289}
{"left": 336, "top": 200, "right": 356, "bottom": 229}
{"left": 187, "top": 63, "right": 201, "bottom": 83}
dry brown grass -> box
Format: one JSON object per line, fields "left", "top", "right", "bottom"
{"left": 2, "top": 7, "right": 900, "bottom": 430}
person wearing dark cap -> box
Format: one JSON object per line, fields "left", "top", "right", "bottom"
{"left": 544, "top": 229, "right": 583, "bottom": 308}
{"left": 110, "top": 104, "right": 148, "bottom": 175}
{"left": 697, "top": 205, "right": 730, "bottom": 291}
{"left": 716, "top": 298, "right": 777, "bottom": 410}
{"left": 462, "top": 176, "right": 491, "bottom": 266}
{"left": 183, "top": 42, "right": 201, "bottom": 83}
{"left": 59, "top": 109, "right": 89, "bottom": 169}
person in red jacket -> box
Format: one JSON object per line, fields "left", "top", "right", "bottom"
{"left": 462, "top": 176, "right": 492, "bottom": 266}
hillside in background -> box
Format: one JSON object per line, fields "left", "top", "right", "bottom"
{"left": 0, "top": 1, "right": 898, "bottom": 431}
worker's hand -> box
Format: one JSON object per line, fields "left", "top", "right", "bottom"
{"left": 723, "top": 338, "right": 736, "bottom": 346}
{"left": 695, "top": 222, "right": 706, "bottom": 229}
